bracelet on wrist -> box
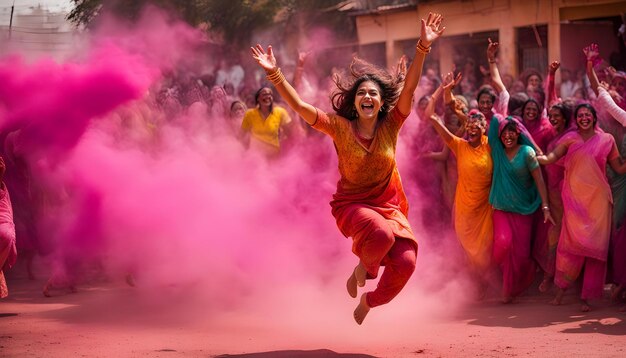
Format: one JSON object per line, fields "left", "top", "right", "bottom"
{"left": 266, "top": 68, "right": 286, "bottom": 86}
{"left": 416, "top": 40, "right": 431, "bottom": 54}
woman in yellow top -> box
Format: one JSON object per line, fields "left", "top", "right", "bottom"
{"left": 241, "top": 86, "right": 292, "bottom": 157}
{"left": 426, "top": 72, "right": 493, "bottom": 293}
{"left": 251, "top": 13, "right": 444, "bottom": 325}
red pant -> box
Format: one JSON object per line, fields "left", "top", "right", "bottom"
{"left": 346, "top": 207, "right": 417, "bottom": 308}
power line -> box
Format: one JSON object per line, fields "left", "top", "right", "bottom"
{"left": 2, "top": 28, "right": 73, "bottom": 34}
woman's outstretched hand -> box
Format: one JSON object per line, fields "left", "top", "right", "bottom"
{"left": 487, "top": 38, "right": 499, "bottom": 62}
{"left": 420, "top": 12, "right": 445, "bottom": 47}
{"left": 583, "top": 43, "right": 599, "bottom": 61}
{"left": 251, "top": 44, "right": 278, "bottom": 73}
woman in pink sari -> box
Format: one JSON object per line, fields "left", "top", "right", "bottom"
{"left": 0, "top": 156, "right": 17, "bottom": 298}
{"left": 533, "top": 101, "right": 574, "bottom": 293}
{"left": 538, "top": 103, "right": 626, "bottom": 311}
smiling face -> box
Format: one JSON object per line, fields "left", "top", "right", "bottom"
{"left": 354, "top": 80, "right": 383, "bottom": 121}
{"left": 477, "top": 93, "right": 494, "bottom": 119}
{"left": 575, "top": 106, "right": 595, "bottom": 132}
{"left": 548, "top": 107, "right": 566, "bottom": 132}
{"left": 499, "top": 122, "right": 520, "bottom": 150}
{"left": 523, "top": 101, "right": 539, "bottom": 123}
{"left": 256, "top": 87, "right": 273, "bottom": 109}
{"left": 465, "top": 115, "right": 486, "bottom": 146}
{"left": 527, "top": 74, "right": 541, "bottom": 90}
{"left": 230, "top": 101, "right": 246, "bottom": 120}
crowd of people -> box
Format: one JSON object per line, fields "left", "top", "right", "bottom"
{"left": 417, "top": 36, "right": 626, "bottom": 313}
{"left": 1, "top": 9, "right": 626, "bottom": 326}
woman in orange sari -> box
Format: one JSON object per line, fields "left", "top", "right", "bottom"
{"left": 428, "top": 107, "right": 493, "bottom": 295}
{"left": 251, "top": 13, "right": 444, "bottom": 324}
{"left": 425, "top": 72, "right": 493, "bottom": 295}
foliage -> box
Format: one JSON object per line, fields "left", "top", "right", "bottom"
{"left": 68, "top": 0, "right": 354, "bottom": 46}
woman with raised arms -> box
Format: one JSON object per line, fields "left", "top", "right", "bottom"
{"left": 250, "top": 13, "right": 444, "bottom": 324}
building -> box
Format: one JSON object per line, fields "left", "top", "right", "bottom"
{"left": 350, "top": 0, "right": 626, "bottom": 91}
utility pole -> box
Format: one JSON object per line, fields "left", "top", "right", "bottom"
{"left": 8, "top": 0, "right": 15, "bottom": 40}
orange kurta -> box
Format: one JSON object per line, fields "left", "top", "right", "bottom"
{"left": 446, "top": 135, "right": 493, "bottom": 271}
{"left": 312, "top": 107, "right": 416, "bottom": 256}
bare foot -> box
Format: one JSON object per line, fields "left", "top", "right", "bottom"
{"left": 346, "top": 263, "right": 366, "bottom": 298}
{"left": 353, "top": 293, "right": 370, "bottom": 325}
{"left": 581, "top": 300, "right": 590, "bottom": 312}
{"left": 550, "top": 288, "right": 564, "bottom": 306}
{"left": 354, "top": 263, "right": 366, "bottom": 287}
{"left": 539, "top": 277, "right": 552, "bottom": 293}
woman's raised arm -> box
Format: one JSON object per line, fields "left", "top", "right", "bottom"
{"left": 396, "top": 13, "right": 445, "bottom": 115}
{"left": 251, "top": 44, "right": 318, "bottom": 125}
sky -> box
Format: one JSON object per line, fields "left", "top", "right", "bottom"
{"left": 0, "top": 0, "right": 73, "bottom": 26}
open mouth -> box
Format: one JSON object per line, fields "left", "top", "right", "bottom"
{"left": 361, "top": 103, "right": 375, "bottom": 114}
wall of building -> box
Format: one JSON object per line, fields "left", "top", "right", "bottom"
{"left": 354, "top": 0, "right": 626, "bottom": 81}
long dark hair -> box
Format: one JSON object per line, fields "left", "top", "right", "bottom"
{"left": 331, "top": 57, "right": 404, "bottom": 121}
{"left": 549, "top": 102, "right": 573, "bottom": 129}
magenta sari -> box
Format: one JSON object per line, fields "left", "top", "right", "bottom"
{"left": 533, "top": 130, "right": 571, "bottom": 276}
{"left": 554, "top": 130, "right": 619, "bottom": 298}
{"left": 492, "top": 210, "right": 536, "bottom": 297}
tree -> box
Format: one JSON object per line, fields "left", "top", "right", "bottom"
{"left": 69, "top": 0, "right": 285, "bottom": 47}
{"left": 68, "top": 0, "right": 354, "bottom": 50}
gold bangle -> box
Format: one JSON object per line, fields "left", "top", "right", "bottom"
{"left": 416, "top": 40, "right": 431, "bottom": 54}
{"left": 266, "top": 68, "right": 281, "bottom": 80}
{"left": 417, "top": 39, "right": 431, "bottom": 50}
{"left": 416, "top": 45, "right": 431, "bottom": 54}
{"left": 266, "top": 68, "right": 285, "bottom": 85}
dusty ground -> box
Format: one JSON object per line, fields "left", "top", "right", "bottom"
{"left": 1, "top": 266, "right": 626, "bottom": 358}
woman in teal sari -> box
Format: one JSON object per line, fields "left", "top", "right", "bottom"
{"left": 488, "top": 115, "right": 554, "bottom": 303}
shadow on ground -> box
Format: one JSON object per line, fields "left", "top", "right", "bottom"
{"left": 214, "top": 349, "right": 376, "bottom": 358}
